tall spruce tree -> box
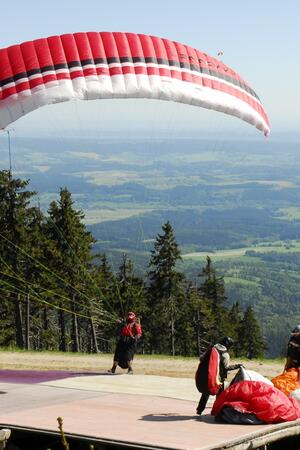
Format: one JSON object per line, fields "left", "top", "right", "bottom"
{"left": 45, "top": 188, "right": 96, "bottom": 352}
{"left": 91, "top": 253, "right": 117, "bottom": 352}
{"left": 116, "top": 254, "right": 149, "bottom": 351}
{"left": 116, "top": 254, "right": 147, "bottom": 319}
{"left": 237, "top": 306, "right": 266, "bottom": 358}
{"left": 198, "top": 256, "right": 229, "bottom": 344}
{"left": 227, "top": 302, "right": 242, "bottom": 346}
{"left": 0, "top": 170, "right": 37, "bottom": 348}
{"left": 186, "top": 282, "right": 214, "bottom": 355}
{"left": 148, "top": 221, "right": 185, "bottom": 355}
{"left": 21, "top": 205, "right": 48, "bottom": 350}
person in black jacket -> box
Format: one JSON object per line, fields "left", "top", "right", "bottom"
{"left": 285, "top": 325, "right": 300, "bottom": 370}
{"left": 196, "top": 336, "right": 243, "bottom": 416}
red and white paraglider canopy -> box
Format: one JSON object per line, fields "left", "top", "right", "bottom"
{"left": 0, "top": 31, "right": 270, "bottom": 135}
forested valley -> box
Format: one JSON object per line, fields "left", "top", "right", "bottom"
{"left": 0, "top": 170, "right": 266, "bottom": 359}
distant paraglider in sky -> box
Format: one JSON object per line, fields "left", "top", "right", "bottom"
{"left": 0, "top": 32, "right": 270, "bottom": 135}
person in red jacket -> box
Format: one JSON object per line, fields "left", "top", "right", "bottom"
{"left": 108, "top": 311, "right": 142, "bottom": 375}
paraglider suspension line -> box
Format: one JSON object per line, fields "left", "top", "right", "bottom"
{"left": 6, "top": 129, "right": 12, "bottom": 175}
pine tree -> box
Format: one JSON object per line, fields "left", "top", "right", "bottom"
{"left": 227, "top": 302, "right": 241, "bottom": 340}
{"left": 148, "top": 221, "right": 185, "bottom": 355}
{"left": 237, "top": 306, "right": 266, "bottom": 358}
{"left": 198, "top": 256, "right": 229, "bottom": 344}
{"left": 91, "top": 253, "right": 117, "bottom": 352}
{"left": 116, "top": 254, "right": 147, "bottom": 317}
{"left": 186, "top": 282, "right": 214, "bottom": 355}
{"left": 22, "top": 205, "right": 47, "bottom": 350}
{"left": 45, "top": 188, "right": 96, "bottom": 352}
{"left": 116, "top": 254, "right": 149, "bottom": 351}
{"left": 0, "top": 170, "right": 37, "bottom": 348}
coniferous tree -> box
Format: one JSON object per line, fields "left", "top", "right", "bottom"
{"left": 0, "top": 170, "right": 37, "bottom": 348}
{"left": 44, "top": 188, "right": 96, "bottom": 352}
{"left": 186, "top": 282, "right": 214, "bottom": 355}
{"left": 227, "top": 302, "right": 242, "bottom": 344}
{"left": 0, "top": 170, "right": 272, "bottom": 360}
{"left": 22, "top": 205, "right": 47, "bottom": 350}
{"left": 174, "top": 284, "right": 198, "bottom": 356}
{"left": 148, "top": 221, "right": 185, "bottom": 355}
{"left": 91, "top": 253, "right": 117, "bottom": 352}
{"left": 115, "top": 254, "right": 149, "bottom": 351}
{"left": 97, "top": 254, "right": 115, "bottom": 303}
{"left": 198, "top": 256, "right": 229, "bottom": 344}
{"left": 237, "top": 306, "right": 266, "bottom": 358}
{"left": 116, "top": 255, "right": 146, "bottom": 314}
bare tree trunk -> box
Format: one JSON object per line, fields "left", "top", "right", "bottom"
{"left": 171, "top": 318, "right": 175, "bottom": 356}
{"left": 90, "top": 317, "right": 99, "bottom": 353}
{"left": 71, "top": 296, "right": 80, "bottom": 352}
{"left": 58, "top": 308, "right": 67, "bottom": 352}
{"left": 197, "top": 310, "right": 201, "bottom": 355}
{"left": 71, "top": 314, "right": 79, "bottom": 352}
{"left": 42, "top": 307, "right": 49, "bottom": 350}
{"left": 25, "top": 294, "right": 30, "bottom": 350}
{"left": 43, "top": 307, "right": 48, "bottom": 330}
{"left": 14, "top": 294, "right": 24, "bottom": 348}
{"left": 170, "top": 299, "right": 175, "bottom": 357}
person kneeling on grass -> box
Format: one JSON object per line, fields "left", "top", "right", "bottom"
{"left": 108, "top": 311, "right": 142, "bottom": 375}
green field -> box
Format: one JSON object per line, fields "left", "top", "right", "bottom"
{"left": 182, "top": 240, "right": 300, "bottom": 261}
{"left": 278, "top": 207, "right": 300, "bottom": 220}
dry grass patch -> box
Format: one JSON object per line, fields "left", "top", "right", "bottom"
{"left": 0, "top": 351, "right": 284, "bottom": 380}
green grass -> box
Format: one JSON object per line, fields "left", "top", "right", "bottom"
{"left": 182, "top": 240, "right": 300, "bottom": 261}
{"left": 278, "top": 207, "right": 300, "bottom": 220}
{"left": 83, "top": 207, "right": 155, "bottom": 224}
{"left": 0, "top": 348, "right": 285, "bottom": 364}
{"left": 224, "top": 276, "right": 261, "bottom": 287}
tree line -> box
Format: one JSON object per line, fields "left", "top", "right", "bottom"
{"left": 0, "top": 170, "right": 266, "bottom": 358}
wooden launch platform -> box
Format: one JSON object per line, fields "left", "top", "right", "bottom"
{"left": 0, "top": 370, "right": 299, "bottom": 450}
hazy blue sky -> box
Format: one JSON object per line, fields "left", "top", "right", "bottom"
{"left": 0, "top": 0, "right": 299, "bottom": 138}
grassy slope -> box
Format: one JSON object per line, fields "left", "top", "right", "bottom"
{"left": 0, "top": 350, "right": 284, "bottom": 380}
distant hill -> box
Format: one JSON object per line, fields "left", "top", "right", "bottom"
{"left": 2, "top": 134, "right": 300, "bottom": 356}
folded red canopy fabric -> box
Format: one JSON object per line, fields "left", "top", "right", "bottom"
{"left": 212, "top": 380, "right": 300, "bottom": 423}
